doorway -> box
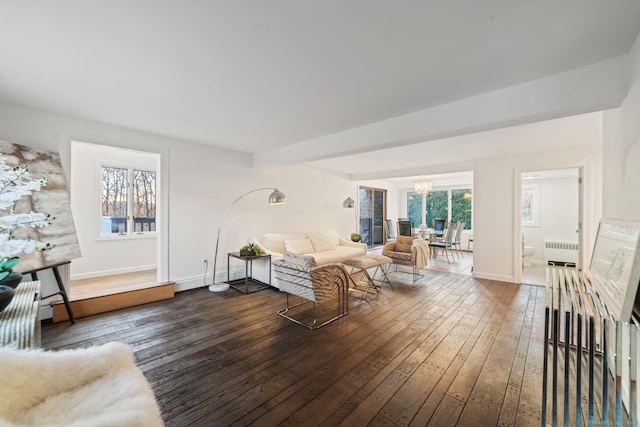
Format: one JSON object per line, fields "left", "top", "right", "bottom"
{"left": 519, "top": 168, "right": 581, "bottom": 285}
{"left": 69, "top": 141, "right": 162, "bottom": 296}
{"left": 359, "top": 186, "right": 387, "bottom": 247}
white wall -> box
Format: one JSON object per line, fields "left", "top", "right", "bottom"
{"left": 523, "top": 176, "right": 579, "bottom": 264}
{"left": 70, "top": 142, "right": 158, "bottom": 279}
{"left": 603, "top": 31, "right": 640, "bottom": 220}
{"left": 602, "top": 31, "right": 640, "bottom": 412}
{"left": 473, "top": 146, "right": 602, "bottom": 283}
{"left": 169, "top": 144, "right": 356, "bottom": 287}
{"left": 0, "top": 100, "right": 356, "bottom": 312}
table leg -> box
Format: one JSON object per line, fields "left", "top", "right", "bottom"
{"left": 53, "top": 266, "right": 75, "bottom": 324}
{"left": 32, "top": 267, "right": 75, "bottom": 324}
{"left": 373, "top": 263, "right": 393, "bottom": 287}
{"left": 347, "top": 267, "right": 379, "bottom": 299}
{"left": 245, "top": 260, "right": 250, "bottom": 293}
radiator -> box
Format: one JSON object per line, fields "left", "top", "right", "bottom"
{"left": 544, "top": 240, "right": 578, "bottom": 266}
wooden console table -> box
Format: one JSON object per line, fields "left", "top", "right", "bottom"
{"left": 0, "top": 281, "right": 41, "bottom": 348}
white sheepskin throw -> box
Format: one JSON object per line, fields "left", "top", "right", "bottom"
{"left": 0, "top": 342, "right": 163, "bottom": 427}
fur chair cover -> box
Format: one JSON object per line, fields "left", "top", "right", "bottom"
{"left": 0, "top": 342, "right": 163, "bottom": 427}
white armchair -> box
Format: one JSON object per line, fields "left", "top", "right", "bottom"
{"left": 273, "top": 252, "right": 350, "bottom": 329}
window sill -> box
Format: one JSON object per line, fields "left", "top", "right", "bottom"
{"left": 97, "top": 233, "right": 157, "bottom": 242}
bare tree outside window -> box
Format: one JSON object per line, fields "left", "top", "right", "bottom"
{"left": 133, "top": 169, "right": 156, "bottom": 233}
{"left": 101, "top": 166, "right": 128, "bottom": 234}
{"left": 101, "top": 166, "right": 156, "bottom": 235}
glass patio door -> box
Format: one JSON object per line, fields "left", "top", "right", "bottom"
{"left": 359, "top": 186, "right": 386, "bottom": 247}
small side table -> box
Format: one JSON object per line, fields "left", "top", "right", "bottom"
{"left": 227, "top": 252, "right": 271, "bottom": 294}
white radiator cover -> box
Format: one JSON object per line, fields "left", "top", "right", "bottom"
{"left": 543, "top": 240, "right": 579, "bottom": 265}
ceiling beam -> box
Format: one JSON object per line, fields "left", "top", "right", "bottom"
{"left": 253, "top": 55, "right": 629, "bottom": 168}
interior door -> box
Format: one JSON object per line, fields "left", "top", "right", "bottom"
{"left": 359, "top": 186, "right": 387, "bottom": 247}
{"left": 519, "top": 167, "right": 581, "bottom": 285}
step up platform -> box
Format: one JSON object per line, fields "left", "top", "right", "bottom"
{"left": 51, "top": 283, "right": 174, "bottom": 323}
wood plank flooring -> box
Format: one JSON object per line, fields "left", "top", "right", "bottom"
{"left": 41, "top": 269, "right": 545, "bottom": 426}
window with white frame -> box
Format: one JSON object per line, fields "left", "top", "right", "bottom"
{"left": 101, "top": 165, "right": 156, "bottom": 236}
{"left": 407, "top": 187, "right": 472, "bottom": 230}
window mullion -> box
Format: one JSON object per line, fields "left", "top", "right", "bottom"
{"left": 128, "top": 168, "right": 134, "bottom": 235}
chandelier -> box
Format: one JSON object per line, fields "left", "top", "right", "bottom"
{"left": 414, "top": 179, "right": 432, "bottom": 195}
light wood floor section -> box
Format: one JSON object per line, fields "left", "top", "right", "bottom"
{"left": 70, "top": 269, "right": 165, "bottom": 300}
{"left": 371, "top": 246, "right": 474, "bottom": 276}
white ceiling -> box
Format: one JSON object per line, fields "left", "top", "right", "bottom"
{"left": 1, "top": 1, "right": 638, "bottom": 176}
{"left": 310, "top": 111, "right": 603, "bottom": 179}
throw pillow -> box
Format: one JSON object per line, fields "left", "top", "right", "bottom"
{"left": 284, "top": 238, "right": 314, "bottom": 254}
{"left": 283, "top": 251, "right": 317, "bottom": 269}
{"left": 307, "top": 230, "right": 340, "bottom": 247}
{"left": 262, "top": 233, "right": 305, "bottom": 254}
{"left": 395, "top": 236, "right": 415, "bottom": 253}
{"left": 310, "top": 235, "right": 336, "bottom": 252}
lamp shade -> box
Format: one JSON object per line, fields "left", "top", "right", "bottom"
{"left": 343, "top": 197, "right": 355, "bottom": 208}
{"left": 269, "top": 189, "right": 287, "bottom": 205}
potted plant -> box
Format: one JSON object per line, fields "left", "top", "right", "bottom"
{"left": 0, "top": 256, "right": 21, "bottom": 288}
{"left": 239, "top": 243, "right": 261, "bottom": 257}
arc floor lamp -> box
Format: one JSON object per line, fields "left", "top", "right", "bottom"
{"left": 209, "top": 187, "right": 287, "bottom": 292}
{"left": 343, "top": 196, "right": 358, "bottom": 232}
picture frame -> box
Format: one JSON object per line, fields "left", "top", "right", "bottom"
{"left": 521, "top": 183, "right": 540, "bottom": 227}
{"left": 587, "top": 219, "right": 640, "bottom": 322}
{"left": 0, "top": 140, "right": 81, "bottom": 273}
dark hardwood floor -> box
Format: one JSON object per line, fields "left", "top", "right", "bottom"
{"left": 41, "top": 269, "right": 545, "bottom": 426}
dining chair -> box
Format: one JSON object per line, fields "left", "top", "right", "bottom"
{"left": 397, "top": 220, "right": 413, "bottom": 237}
{"left": 428, "top": 221, "right": 456, "bottom": 263}
{"left": 453, "top": 220, "right": 464, "bottom": 258}
{"left": 384, "top": 219, "right": 396, "bottom": 242}
{"left": 432, "top": 219, "right": 446, "bottom": 238}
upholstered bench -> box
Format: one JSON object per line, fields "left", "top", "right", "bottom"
{"left": 342, "top": 254, "right": 393, "bottom": 298}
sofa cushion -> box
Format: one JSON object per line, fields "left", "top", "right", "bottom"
{"left": 262, "top": 233, "right": 306, "bottom": 254}
{"left": 309, "top": 234, "right": 336, "bottom": 252}
{"left": 285, "top": 238, "right": 315, "bottom": 254}
{"left": 307, "top": 230, "right": 340, "bottom": 247}
{"left": 307, "top": 246, "right": 364, "bottom": 265}
{"left": 283, "top": 251, "right": 317, "bottom": 269}
{"left": 395, "top": 235, "right": 415, "bottom": 253}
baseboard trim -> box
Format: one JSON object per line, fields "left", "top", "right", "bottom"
{"left": 70, "top": 264, "right": 157, "bottom": 281}
{"left": 472, "top": 271, "right": 515, "bottom": 284}
{"left": 175, "top": 277, "right": 209, "bottom": 292}
{"left": 175, "top": 267, "right": 274, "bottom": 293}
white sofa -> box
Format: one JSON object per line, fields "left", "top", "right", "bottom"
{"left": 251, "top": 230, "right": 366, "bottom": 288}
